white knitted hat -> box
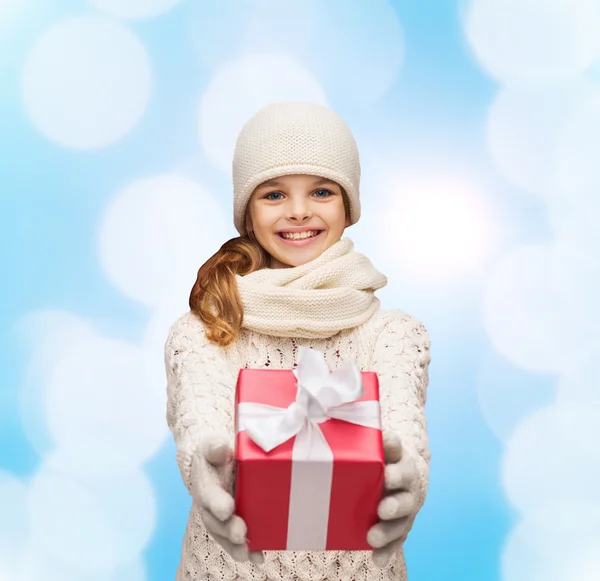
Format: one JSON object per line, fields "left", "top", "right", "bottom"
{"left": 232, "top": 101, "right": 361, "bottom": 235}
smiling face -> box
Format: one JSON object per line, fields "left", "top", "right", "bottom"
{"left": 246, "top": 174, "right": 351, "bottom": 268}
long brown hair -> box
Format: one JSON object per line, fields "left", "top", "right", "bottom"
{"left": 190, "top": 188, "right": 350, "bottom": 347}
{"left": 189, "top": 211, "right": 269, "bottom": 347}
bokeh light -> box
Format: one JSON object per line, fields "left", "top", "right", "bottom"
{"left": 463, "top": 0, "right": 600, "bottom": 84}
{"left": 21, "top": 16, "right": 151, "bottom": 149}
{"left": 187, "top": 0, "right": 403, "bottom": 104}
{"left": 44, "top": 335, "right": 168, "bottom": 476}
{"left": 15, "top": 310, "right": 97, "bottom": 457}
{"left": 98, "top": 174, "right": 229, "bottom": 308}
{"left": 377, "top": 175, "right": 495, "bottom": 281}
{"left": 199, "top": 53, "right": 328, "bottom": 172}
{"left": 482, "top": 242, "right": 600, "bottom": 372}
{"left": 501, "top": 405, "right": 600, "bottom": 513}
{"left": 28, "top": 460, "right": 156, "bottom": 573}
{"left": 475, "top": 350, "right": 556, "bottom": 442}
{"left": 501, "top": 501, "right": 600, "bottom": 581}
{"left": 485, "top": 81, "right": 595, "bottom": 195}
{"left": 89, "top": 0, "right": 183, "bottom": 20}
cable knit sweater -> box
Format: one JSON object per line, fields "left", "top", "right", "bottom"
{"left": 164, "top": 308, "right": 431, "bottom": 581}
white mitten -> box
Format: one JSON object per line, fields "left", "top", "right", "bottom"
{"left": 368, "top": 431, "right": 420, "bottom": 568}
{"left": 190, "top": 433, "right": 264, "bottom": 565}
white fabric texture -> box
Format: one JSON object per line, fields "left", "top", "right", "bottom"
{"left": 164, "top": 308, "right": 431, "bottom": 581}
{"left": 231, "top": 101, "right": 361, "bottom": 235}
{"left": 235, "top": 238, "right": 388, "bottom": 338}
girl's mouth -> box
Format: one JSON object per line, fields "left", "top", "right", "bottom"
{"left": 276, "top": 230, "right": 324, "bottom": 246}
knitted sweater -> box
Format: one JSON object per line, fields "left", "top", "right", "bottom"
{"left": 164, "top": 308, "right": 431, "bottom": 581}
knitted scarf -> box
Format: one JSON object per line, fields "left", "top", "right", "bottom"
{"left": 235, "top": 238, "right": 388, "bottom": 338}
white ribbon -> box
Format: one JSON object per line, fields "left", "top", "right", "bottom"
{"left": 237, "top": 346, "right": 381, "bottom": 550}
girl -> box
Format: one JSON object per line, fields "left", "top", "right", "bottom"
{"left": 164, "top": 101, "right": 431, "bottom": 581}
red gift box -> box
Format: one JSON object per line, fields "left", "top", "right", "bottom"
{"left": 234, "top": 347, "right": 385, "bottom": 551}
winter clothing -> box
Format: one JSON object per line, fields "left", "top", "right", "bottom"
{"left": 369, "top": 432, "right": 423, "bottom": 568}
{"left": 189, "top": 434, "right": 264, "bottom": 565}
{"left": 236, "top": 238, "right": 387, "bottom": 338}
{"left": 164, "top": 266, "right": 431, "bottom": 579}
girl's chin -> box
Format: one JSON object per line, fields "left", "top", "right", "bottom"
{"left": 270, "top": 245, "right": 324, "bottom": 268}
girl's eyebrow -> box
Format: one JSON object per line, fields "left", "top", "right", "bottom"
{"left": 312, "top": 178, "right": 338, "bottom": 186}
{"left": 258, "top": 179, "right": 284, "bottom": 188}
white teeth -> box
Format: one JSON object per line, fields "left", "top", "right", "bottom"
{"left": 280, "top": 230, "right": 320, "bottom": 240}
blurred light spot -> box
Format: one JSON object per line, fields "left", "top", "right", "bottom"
{"left": 199, "top": 53, "right": 328, "bottom": 172}
{"left": 486, "top": 81, "right": 594, "bottom": 196}
{"left": 0, "top": 472, "right": 29, "bottom": 573}
{"left": 98, "top": 174, "right": 229, "bottom": 307}
{"left": 28, "top": 460, "right": 155, "bottom": 572}
{"left": 187, "top": 0, "right": 318, "bottom": 70}
{"left": 15, "top": 310, "right": 96, "bottom": 457}
{"left": 475, "top": 350, "right": 556, "bottom": 442}
{"left": 462, "top": 0, "right": 600, "bottom": 83}
{"left": 111, "top": 559, "right": 146, "bottom": 581}
{"left": 16, "top": 550, "right": 146, "bottom": 581}
{"left": 22, "top": 16, "right": 151, "bottom": 149}
{"left": 28, "top": 467, "right": 117, "bottom": 571}
{"left": 377, "top": 176, "right": 495, "bottom": 281}
{"left": 553, "top": 402, "right": 600, "bottom": 463}
{"left": 0, "top": 0, "right": 18, "bottom": 20}
{"left": 556, "top": 345, "right": 600, "bottom": 408}
{"left": 501, "top": 501, "right": 600, "bottom": 581}
{"left": 547, "top": 188, "right": 600, "bottom": 255}
{"left": 502, "top": 405, "right": 600, "bottom": 514}
{"left": 555, "top": 91, "right": 600, "bottom": 195}
{"left": 482, "top": 243, "right": 600, "bottom": 372}
{"left": 44, "top": 334, "right": 168, "bottom": 475}
{"left": 311, "top": 0, "right": 404, "bottom": 103}
{"left": 89, "top": 0, "right": 182, "bottom": 19}
{"left": 188, "top": 0, "right": 403, "bottom": 104}
{"left": 571, "top": 550, "right": 600, "bottom": 581}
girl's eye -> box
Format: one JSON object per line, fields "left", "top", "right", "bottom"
{"left": 263, "top": 189, "right": 332, "bottom": 200}
{"left": 313, "top": 189, "right": 332, "bottom": 198}
{"left": 264, "top": 191, "right": 284, "bottom": 200}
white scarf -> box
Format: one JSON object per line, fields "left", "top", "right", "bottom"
{"left": 235, "top": 238, "right": 388, "bottom": 338}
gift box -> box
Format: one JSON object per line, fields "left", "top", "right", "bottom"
{"left": 234, "top": 347, "right": 384, "bottom": 551}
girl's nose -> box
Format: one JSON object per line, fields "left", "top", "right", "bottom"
{"left": 287, "top": 200, "right": 312, "bottom": 221}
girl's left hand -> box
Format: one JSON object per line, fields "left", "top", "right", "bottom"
{"left": 367, "top": 431, "right": 420, "bottom": 568}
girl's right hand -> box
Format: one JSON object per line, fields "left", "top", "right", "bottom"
{"left": 190, "top": 434, "right": 264, "bottom": 565}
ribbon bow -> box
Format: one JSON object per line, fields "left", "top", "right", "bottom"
{"left": 238, "top": 347, "right": 381, "bottom": 453}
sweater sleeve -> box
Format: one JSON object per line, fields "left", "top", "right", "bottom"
{"left": 370, "top": 311, "right": 432, "bottom": 511}
{"left": 164, "top": 312, "right": 236, "bottom": 494}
